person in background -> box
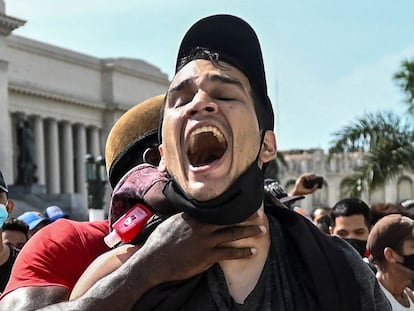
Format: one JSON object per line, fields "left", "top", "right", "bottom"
{"left": 370, "top": 202, "right": 412, "bottom": 227}
{"left": 17, "top": 211, "right": 51, "bottom": 238}
{"left": 330, "top": 198, "right": 372, "bottom": 259}
{"left": 0, "top": 170, "right": 18, "bottom": 293}
{"left": 311, "top": 206, "right": 332, "bottom": 225}
{"left": 315, "top": 214, "right": 332, "bottom": 234}
{"left": 1, "top": 218, "right": 28, "bottom": 250}
{"left": 263, "top": 173, "right": 320, "bottom": 209}
{"left": 311, "top": 206, "right": 332, "bottom": 234}
{"left": 43, "top": 205, "right": 70, "bottom": 222}
{"left": 0, "top": 95, "right": 164, "bottom": 308}
{"left": 400, "top": 199, "right": 414, "bottom": 218}
{"left": 285, "top": 174, "right": 323, "bottom": 221}
{"left": 70, "top": 14, "right": 389, "bottom": 310}
{"left": 367, "top": 214, "right": 414, "bottom": 309}
{"left": 286, "top": 173, "right": 322, "bottom": 205}
{"left": 0, "top": 95, "right": 262, "bottom": 310}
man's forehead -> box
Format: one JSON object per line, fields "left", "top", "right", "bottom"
{"left": 335, "top": 214, "right": 367, "bottom": 227}
{"left": 169, "top": 59, "right": 251, "bottom": 92}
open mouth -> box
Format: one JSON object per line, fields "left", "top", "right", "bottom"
{"left": 187, "top": 126, "right": 227, "bottom": 167}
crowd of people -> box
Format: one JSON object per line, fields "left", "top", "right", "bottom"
{"left": 0, "top": 13, "right": 412, "bottom": 310}
{"left": 0, "top": 174, "right": 71, "bottom": 293}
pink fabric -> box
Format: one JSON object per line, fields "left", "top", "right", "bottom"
{"left": 109, "top": 164, "right": 173, "bottom": 226}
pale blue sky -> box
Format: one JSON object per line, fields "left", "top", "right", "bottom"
{"left": 6, "top": 1, "right": 414, "bottom": 151}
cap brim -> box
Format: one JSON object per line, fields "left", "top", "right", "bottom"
{"left": 28, "top": 218, "right": 50, "bottom": 230}
{"left": 0, "top": 185, "right": 8, "bottom": 193}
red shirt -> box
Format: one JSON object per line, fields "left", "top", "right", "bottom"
{"left": 1, "top": 219, "right": 109, "bottom": 298}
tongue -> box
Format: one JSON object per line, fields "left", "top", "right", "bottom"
{"left": 188, "top": 132, "right": 225, "bottom": 167}
{"left": 192, "top": 150, "right": 222, "bottom": 167}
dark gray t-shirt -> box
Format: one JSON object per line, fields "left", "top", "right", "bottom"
{"left": 181, "top": 215, "right": 390, "bottom": 311}
{"left": 133, "top": 211, "right": 391, "bottom": 311}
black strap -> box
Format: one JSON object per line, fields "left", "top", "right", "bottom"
{"left": 267, "top": 202, "right": 361, "bottom": 311}
{"left": 130, "top": 202, "right": 361, "bottom": 311}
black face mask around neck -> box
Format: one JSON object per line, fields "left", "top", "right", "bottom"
{"left": 163, "top": 160, "right": 264, "bottom": 225}
{"left": 397, "top": 253, "right": 414, "bottom": 272}
{"left": 342, "top": 238, "right": 367, "bottom": 258}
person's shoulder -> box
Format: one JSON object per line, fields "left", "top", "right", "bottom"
{"left": 326, "top": 236, "right": 391, "bottom": 310}
{"left": 51, "top": 219, "right": 109, "bottom": 234}
{"left": 331, "top": 236, "right": 363, "bottom": 258}
{"left": 330, "top": 235, "right": 369, "bottom": 265}
{"left": 24, "top": 219, "right": 108, "bottom": 248}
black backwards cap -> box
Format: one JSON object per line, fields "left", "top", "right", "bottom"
{"left": 175, "top": 14, "right": 274, "bottom": 131}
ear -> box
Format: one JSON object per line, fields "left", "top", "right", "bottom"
{"left": 158, "top": 157, "right": 167, "bottom": 172}
{"left": 158, "top": 144, "right": 164, "bottom": 157}
{"left": 6, "top": 199, "right": 15, "bottom": 214}
{"left": 158, "top": 145, "right": 167, "bottom": 172}
{"left": 384, "top": 247, "right": 398, "bottom": 263}
{"left": 259, "top": 130, "right": 277, "bottom": 164}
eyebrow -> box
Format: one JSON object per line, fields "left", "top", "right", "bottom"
{"left": 168, "top": 73, "right": 246, "bottom": 95}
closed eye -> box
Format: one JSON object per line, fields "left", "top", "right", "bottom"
{"left": 174, "top": 97, "right": 193, "bottom": 108}
{"left": 216, "top": 97, "right": 234, "bottom": 101}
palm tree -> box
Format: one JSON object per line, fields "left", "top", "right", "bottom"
{"left": 394, "top": 59, "right": 414, "bottom": 113}
{"left": 264, "top": 152, "right": 288, "bottom": 182}
{"left": 328, "top": 58, "right": 414, "bottom": 197}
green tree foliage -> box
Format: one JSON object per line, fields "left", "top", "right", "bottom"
{"left": 394, "top": 59, "right": 414, "bottom": 111}
{"left": 329, "top": 58, "right": 414, "bottom": 197}
{"left": 264, "top": 152, "right": 287, "bottom": 182}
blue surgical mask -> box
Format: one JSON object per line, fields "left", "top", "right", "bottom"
{"left": 0, "top": 203, "right": 8, "bottom": 228}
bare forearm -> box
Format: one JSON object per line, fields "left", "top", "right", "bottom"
{"left": 29, "top": 214, "right": 263, "bottom": 311}
{"left": 0, "top": 286, "right": 69, "bottom": 311}
{"left": 38, "top": 255, "right": 155, "bottom": 311}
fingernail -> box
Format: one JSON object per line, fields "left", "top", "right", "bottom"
{"left": 259, "top": 225, "right": 267, "bottom": 233}
{"left": 251, "top": 248, "right": 257, "bottom": 255}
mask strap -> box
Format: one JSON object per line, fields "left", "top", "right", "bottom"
{"left": 254, "top": 131, "right": 265, "bottom": 161}
{"left": 256, "top": 131, "right": 269, "bottom": 171}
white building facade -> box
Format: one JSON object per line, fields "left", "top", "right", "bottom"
{"left": 0, "top": 3, "right": 169, "bottom": 218}
{"left": 278, "top": 148, "right": 414, "bottom": 212}
{"left": 2, "top": 2, "right": 412, "bottom": 218}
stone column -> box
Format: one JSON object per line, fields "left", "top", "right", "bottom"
{"left": 88, "top": 126, "right": 101, "bottom": 157}
{"left": 61, "top": 121, "right": 74, "bottom": 193}
{"left": 0, "top": 3, "right": 25, "bottom": 182}
{"left": 33, "top": 115, "right": 45, "bottom": 185}
{"left": 45, "top": 118, "right": 60, "bottom": 194}
{"left": 0, "top": 60, "right": 13, "bottom": 181}
{"left": 75, "top": 124, "right": 87, "bottom": 194}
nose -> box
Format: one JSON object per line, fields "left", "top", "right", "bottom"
{"left": 185, "top": 91, "right": 219, "bottom": 118}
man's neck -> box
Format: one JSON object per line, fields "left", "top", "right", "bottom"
{"left": 378, "top": 270, "right": 412, "bottom": 300}
{"left": 219, "top": 209, "right": 270, "bottom": 304}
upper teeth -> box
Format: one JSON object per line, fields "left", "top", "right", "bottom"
{"left": 190, "top": 126, "right": 225, "bottom": 144}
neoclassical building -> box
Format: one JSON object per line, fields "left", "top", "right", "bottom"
{"left": 0, "top": 3, "right": 169, "bottom": 218}
{"left": 2, "top": 2, "right": 412, "bottom": 218}
{"left": 278, "top": 148, "right": 414, "bottom": 212}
